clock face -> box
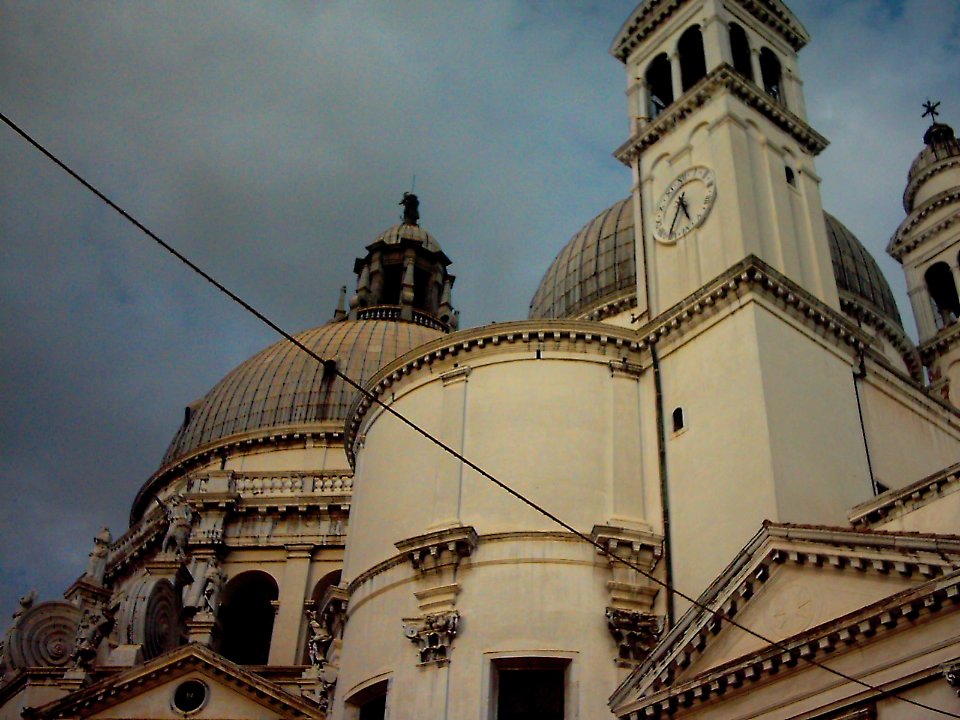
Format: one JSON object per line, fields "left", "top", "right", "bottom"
{"left": 653, "top": 166, "right": 717, "bottom": 244}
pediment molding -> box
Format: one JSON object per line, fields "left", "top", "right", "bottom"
{"left": 25, "top": 644, "right": 321, "bottom": 719}
{"left": 611, "top": 524, "right": 960, "bottom": 715}
{"left": 849, "top": 461, "right": 960, "bottom": 529}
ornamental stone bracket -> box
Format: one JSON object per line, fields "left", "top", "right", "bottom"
{"left": 395, "top": 526, "right": 477, "bottom": 665}
{"left": 606, "top": 608, "right": 664, "bottom": 667}
{"left": 402, "top": 610, "right": 460, "bottom": 666}
{"left": 591, "top": 525, "right": 663, "bottom": 614}
{"left": 943, "top": 659, "right": 960, "bottom": 697}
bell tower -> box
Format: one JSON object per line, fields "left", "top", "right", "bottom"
{"left": 612, "top": 0, "right": 838, "bottom": 317}
{"left": 889, "top": 106, "right": 960, "bottom": 405}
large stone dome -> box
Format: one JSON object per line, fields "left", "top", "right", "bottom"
{"left": 159, "top": 318, "right": 443, "bottom": 469}
{"left": 529, "top": 197, "right": 903, "bottom": 330}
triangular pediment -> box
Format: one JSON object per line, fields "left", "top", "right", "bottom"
{"left": 27, "top": 644, "right": 321, "bottom": 719}
{"left": 611, "top": 523, "right": 960, "bottom": 711}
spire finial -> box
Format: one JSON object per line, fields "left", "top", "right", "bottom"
{"left": 923, "top": 99, "right": 941, "bottom": 125}
{"left": 333, "top": 285, "right": 347, "bottom": 320}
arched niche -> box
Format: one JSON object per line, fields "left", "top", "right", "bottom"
{"left": 678, "top": 25, "right": 707, "bottom": 92}
{"left": 217, "top": 570, "right": 279, "bottom": 665}
{"left": 925, "top": 262, "right": 960, "bottom": 328}
{"left": 729, "top": 23, "right": 753, "bottom": 80}
{"left": 645, "top": 53, "right": 673, "bottom": 118}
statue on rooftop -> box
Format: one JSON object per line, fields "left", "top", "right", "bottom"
{"left": 400, "top": 192, "right": 420, "bottom": 225}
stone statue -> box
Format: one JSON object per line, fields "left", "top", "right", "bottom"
{"left": 399, "top": 192, "right": 419, "bottom": 225}
{"left": 157, "top": 495, "right": 194, "bottom": 558}
{"left": 71, "top": 605, "right": 114, "bottom": 670}
{"left": 84, "top": 527, "right": 112, "bottom": 585}
{"left": 305, "top": 609, "right": 332, "bottom": 668}
{"left": 13, "top": 589, "right": 37, "bottom": 619}
{"left": 198, "top": 558, "right": 226, "bottom": 615}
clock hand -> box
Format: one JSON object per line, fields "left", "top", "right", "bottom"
{"left": 679, "top": 192, "right": 691, "bottom": 220}
{"left": 669, "top": 200, "right": 683, "bottom": 235}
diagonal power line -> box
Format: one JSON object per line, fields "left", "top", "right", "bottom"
{"left": 3, "top": 110, "right": 957, "bottom": 718}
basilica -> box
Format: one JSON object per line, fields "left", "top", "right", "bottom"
{"left": 3, "top": 0, "right": 960, "bottom": 718}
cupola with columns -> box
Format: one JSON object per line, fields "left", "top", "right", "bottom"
{"left": 612, "top": 0, "right": 837, "bottom": 318}
{"left": 348, "top": 193, "right": 458, "bottom": 332}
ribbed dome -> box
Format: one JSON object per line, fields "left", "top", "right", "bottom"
{"left": 160, "top": 319, "right": 443, "bottom": 468}
{"left": 904, "top": 122, "right": 960, "bottom": 212}
{"left": 824, "top": 212, "right": 902, "bottom": 326}
{"left": 529, "top": 198, "right": 903, "bottom": 329}
{"left": 528, "top": 197, "right": 635, "bottom": 319}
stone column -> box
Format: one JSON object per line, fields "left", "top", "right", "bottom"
{"left": 700, "top": 15, "right": 727, "bottom": 70}
{"left": 670, "top": 52, "right": 683, "bottom": 99}
{"left": 269, "top": 544, "right": 315, "bottom": 666}
{"left": 628, "top": 78, "right": 649, "bottom": 132}
{"left": 910, "top": 285, "right": 939, "bottom": 340}
{"left": 400, "top": 249, "right": 416, "bottom": 320}
{"left": 750, "top": 48, "right": 763, "bottom": 91}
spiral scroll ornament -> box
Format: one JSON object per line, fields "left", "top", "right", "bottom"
{"left": 118, "top": 578, "right": 182, "bottom": 660}
{"left": 6, "top": 601, "right": 82, "bottom": 669}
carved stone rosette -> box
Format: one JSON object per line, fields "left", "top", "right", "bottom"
{"left": 606, "top": 608, "right": 664, "bottom": 664}
{"left": 402, "top": 610, "right": 460, "bottom": 665}
{"left": 5, "top": 601, "right": 82, "bottom": 670}
{"left": 394, "top": 525, "right": 477, "bottom": 666}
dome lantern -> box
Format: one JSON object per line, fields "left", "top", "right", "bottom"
{"left": 349, "top": 194, "right": 458, "bottom": 332}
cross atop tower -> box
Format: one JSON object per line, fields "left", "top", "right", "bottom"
{"left": 923, "top": 99, "right": 941, "bottom": 124}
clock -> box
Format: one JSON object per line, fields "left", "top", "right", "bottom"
{"left": 652, "top": 166, "right": 717, "bottom": 244}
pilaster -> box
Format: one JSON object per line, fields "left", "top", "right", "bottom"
{"left": 268, "top": 543, "right": 316, "bottom": 666}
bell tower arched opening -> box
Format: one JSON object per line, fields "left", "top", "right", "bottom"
{"left": 759, "top": 47, "right": 783, "bottom": 103}
{"left": 925, "top": 262, "right": 960, "bottom": 329}
{"left": 645, "top": 53, "right": 673, "bottom": 118}
{"left": 729, "top": 23, "right": 753, "bottom": 80}
{"left": 678, "top": 26, "right": 706, "bottom": 91}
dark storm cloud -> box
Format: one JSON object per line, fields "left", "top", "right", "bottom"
{"left": 1, "top": 0, "right": 958, "bottom": 617}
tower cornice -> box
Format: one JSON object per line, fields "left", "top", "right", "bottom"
{"left": 614, "top": 64, "right": 827, "bottom": 165}
{"left": 610, "top": 0, "right": 808, "bottom": 64}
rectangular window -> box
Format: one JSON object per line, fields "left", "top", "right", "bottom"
{"left": 493, "top": 657, "right": 569, "bottom": 720}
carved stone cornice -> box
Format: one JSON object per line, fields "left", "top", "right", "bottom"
{"left": 614, "top": 570, "right": 960, "bottom": 719}
{"left": 394, "top": 526, "right": 479, "bottom": 573}
{"left": 611, "top": 524, "right": 960, "bottom": 715}
{"left": 888, "top": 187, "right": 960, "bottom": 259}
{"left": 920, "top": 321, "right": 960, "bottom": 360}
{"left": 848, "top": 461, "right": 960, "bottom": 528}
{"left": 346, "top": 257, "right": 871, "bottom": 468}
{"left": 610, "top": 0, "right": 807, "bottom": 63}
{"left": 904, "top": 155, "right": 960, "bottom": 212}
{"left": 614, "top": 65, "right": 828, "bottom": 165}
{"left": 837, "top": 293, "right": 922, "bottom": 381}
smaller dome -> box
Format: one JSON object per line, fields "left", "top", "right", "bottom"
{"left": 529, "top": 197, "right": 635, "bottom": 320}
{"left": 824, "top": 213, "right": 902, "bottom": 325}
{"left": 371, "top": 222, "right": 443, "bottom": 254}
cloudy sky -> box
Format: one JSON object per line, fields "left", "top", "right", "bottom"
{"left": 1, "top": 0, "right": 958, "bottom": 619}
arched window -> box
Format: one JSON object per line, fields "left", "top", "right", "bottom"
{"left": 729, "top": 23, "right": 753, "bottom": 80}
{"left": 759, "top": 48, "right": 783, "bottom": 103}
{"left": 678, "top": 26, "right": 707, "bottom": 91}
{"left": 925, "top": 262, "right": 960, "bottom": 329}
{"left": 672, "top": 407, "right": 685, "bottom": 433}
{"left": 218, "top": 571, "right": 279, "bottom": 665}
{"left": 645, "top": 54, "right": 673, "bottom": 118}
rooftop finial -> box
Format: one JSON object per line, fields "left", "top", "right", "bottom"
{"left": 333, "top": 285, "right": 347, "bottom": 321}
{"left": 400, "top": 192, "right": 420, "bottom": 226}
{"left": 923, "top": 99, "right": 941, "bottom": 125}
